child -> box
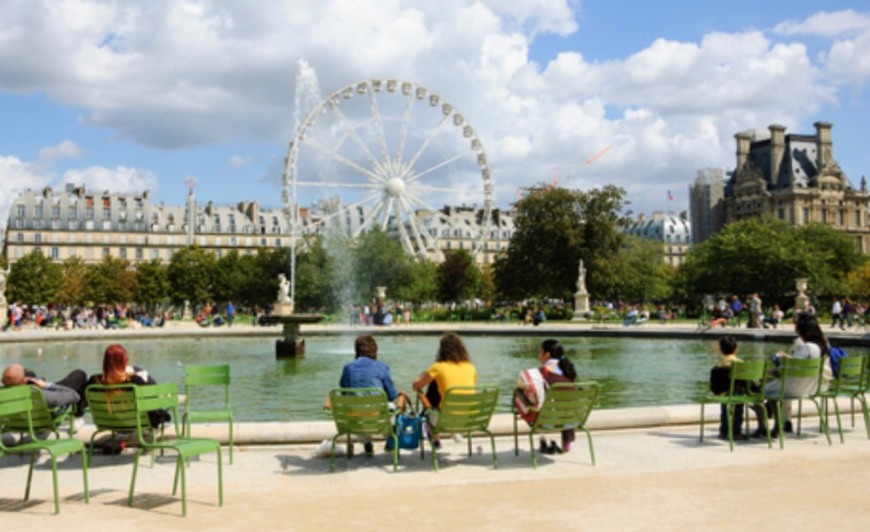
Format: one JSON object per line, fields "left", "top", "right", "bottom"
{"left": 709, "top": 336, "right": 747, "bottom": 440}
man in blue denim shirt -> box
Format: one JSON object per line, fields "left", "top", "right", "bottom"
{"left": 339, "top": 336, "right": 399, "bottom": 404}
{"left": 336, "top": 336, "right": 406, "bottom": 456}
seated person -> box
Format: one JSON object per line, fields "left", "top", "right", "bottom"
{"left": 623, "top": 307, "right": 639, "bottom": 326}
{"left": 412, "top": 332, "right": 477, "bottom": 411}
{"left": 87, "top": 344, "right": 169, "bottom": 429}
{"left": 326, "top": 335, "right": 405, "bottom": 455}
{"left": 708, "top": 307, "right": 728, "bottom": 328}
{"left": 2, "top": 363, "right": 87, "bottom": 417}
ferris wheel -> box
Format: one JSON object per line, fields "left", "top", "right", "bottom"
{"left": 282, "top": 79, "right": 494, "bottom": 262}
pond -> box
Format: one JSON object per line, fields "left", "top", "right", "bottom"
{"left": 2, "top": 334, "right": 857, "bottom": 421}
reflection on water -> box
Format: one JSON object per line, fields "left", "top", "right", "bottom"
{"left": 2, "top": 334, "right": 860, "bottom": 421}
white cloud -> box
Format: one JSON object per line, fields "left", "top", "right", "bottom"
{"left": 37, "top": 140, "right": 84, "bottom": 164}
{"left": 774, "top": 9, "right": 870, "bottom": 37}
{"left": 0, "top": 156, "right": 53, "bottom": 225}
{"left": 229, "top": 155, "right": 254, "bottom": 167}
{"left": 61, "top": 166, "right": 159, "bottom": 195}
{"left": 0, "top": 1, "right": 863, "bottom": 216}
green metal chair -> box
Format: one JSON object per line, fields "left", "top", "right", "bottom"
{"left": 818, "top": 355, "right": 868, "bottom": 442}
{"left": 328, "top": 387, "right": 398, "bottom": 472}
{"left": 514, "top": 381, "right": 600, "bottom": 467}
{"left": 0, "top": 386, "right": 89, "bottom": 514}
{"left": 767, "top": 357, "right": 830, "bottom": 449}
{"left": 421, "top": 384, "right": 500, "bottom": 471}
{"left": 700, "top": 359, "right": 770, "bottom": 451}
{"left": 85, "top": 384, "right": 157, "bottom": 461}
{"left": 4, "top": 386, "right": 76, "bottom": 440}
{"left": 130, "top": 383, "right": 223, "bottom": 517}
{"left": 182, "top": 364, "right": 234, "bottom": 465}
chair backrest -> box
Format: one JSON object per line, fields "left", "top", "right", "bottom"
{"left": 533, "top": 381, "right": 599, "bottom": 431}
{"left": 86, "top": 384, "right": 150, "bottom": 435}
{"left": 434, "top": 384, "right": 500, "bottom": 434}
{"left": 834, "top": 355, "right": 865, "bottom": 391}
{"left": 0, "top": 386, "right": 35, "bottom": 448}
{"left": 1, "top": 387, "right": 65, "bottom": 436}
{"left": 778, "top": 357, "right": 824, "bottom": 398}
{"left": 729, "top": 359, "right": 768, "bottom": 395}
{"left": 132, "top": 382, "right": 180, "bottom": 444}
{"left": 329, "top": 387, "right": 392, "bottom": 436}
{"left": 184, "top": 364, "right": 231, "bottom": 409}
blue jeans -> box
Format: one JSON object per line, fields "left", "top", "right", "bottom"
{"left": 719, "top": 404, "right": 744, "bottom": 436}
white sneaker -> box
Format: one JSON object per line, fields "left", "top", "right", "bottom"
{"left": 452, "top": 433, "right": 464, "bottom": 443}
{"left": 72, "top": 417, "right": 86, "bottom": 434}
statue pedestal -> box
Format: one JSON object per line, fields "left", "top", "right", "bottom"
{"left": 0, "top": 303, "right": 7, "bottom": 329}
{"left": 274, "top": 302, "right": 295, "bottom": 317}
{"left": 572, "top": 291, "right": 590, "bottom": 320}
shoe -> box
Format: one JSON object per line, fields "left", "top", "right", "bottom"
{"left": 750, "top": 428, "right": 767, "bottom": 439}
{"left": 452, "top": 433, "right": 464, "bottom": 443}
{"left": 539, "top": 437, "right": 550, "bottom": 455}
{"left": 783, "top": 421, "right": 793, "bottom": 433}
{"left": 363, "top": 442, "right": 374, "bottom": 457}
{"left": 72, "top": 417, "right": 86, "bottom": 434}
{"left": 433, "top": 438, "right": 442, "bottom": 450}
{"left": 548, "top": 440, "right": 563, "bottom": 454}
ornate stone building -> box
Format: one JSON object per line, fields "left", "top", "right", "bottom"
{"left": 1, "top": 184, "right": 513, "bottom": 266}
{"left": 623, "top": 211, "right": 692, "bottom": 266}
{"left": 725, "top": 122, "right": 870, "bottom": 251}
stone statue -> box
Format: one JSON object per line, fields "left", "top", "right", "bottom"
{"left": 576, "top": 259, "right": 587, "bottom": 294}
{"left": 277, "top": 273, "right": 291, "bottom": 303}
{"left": 0, "top": 265, "right": 9, "bottom": 305}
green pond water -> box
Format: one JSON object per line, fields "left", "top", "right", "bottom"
{"left": 3, "top": 334, "right": 857, "bottom": 421}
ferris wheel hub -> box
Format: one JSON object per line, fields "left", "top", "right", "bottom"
{"left": 386, "top": 177, "right": 405, "bottom": 197}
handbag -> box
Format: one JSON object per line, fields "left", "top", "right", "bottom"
{"left": 386, "top": 411, "right": 422, "bottom": 450}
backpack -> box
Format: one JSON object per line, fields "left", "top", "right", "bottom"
{"left": 385, "top": 412, "right": 422, "bottom": 450}
{"left": 829, "top": 345, "right": 848, "bottom": 378}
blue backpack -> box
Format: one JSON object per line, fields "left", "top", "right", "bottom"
{"left": 385, "top": 412, "right": 422, "bottom": 450}
{"left": 829, "top": 345, "right": 848, "bottom": 377}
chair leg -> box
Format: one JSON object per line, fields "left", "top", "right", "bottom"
{"left": 216, "top": 446, "right": 223, "bottom": 506}
{"left": 48, "top": 452, "right": 60, "bottom": 515}
{"left": 488, "top": 432, "right": 497, "bottom": 468}
{"left": 583, "top": 427, "right": 596, "bottom": 466}
{"left": 776, "top": 401, "right": 785, "bottom": 450}
{"left": 513, "top": 414, "right": 520, "bottom": 456}
{"left": 228, "top": 420, "right": 234, "bottom": 465}
{"left": 129, "top": 449, "right": 142, "bottom": 507}
{"left": 24, "top": 451, "right": 36, "bottom": 501}
{"left": 726, "top": 404, "right": 734, "bottom": 452}
{"left": 528, "top": 431, "right": 537, "bottom": 469}
{"left": 699, "top": 402, "right": 706, "bottom": 442}
{"left": 81, "top": 448, "right": 90, "bottom": 504}
{"left": 178, "top": 455, "right": 188, "bottom": 517}
{"left": 831, "top": 397, "right": 845, "bottom": 444}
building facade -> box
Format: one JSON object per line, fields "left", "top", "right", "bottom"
{"left": 2, "top": 184, "right": 513, "bottom": 266}
{"left": 623, "top": 211, "right": 692, "bottom": 266}
{"left": 688, "top": 168, "right": 725, "bottom": 244}
{"left": 724, "top": 122, "right": 870, "bottom": 251}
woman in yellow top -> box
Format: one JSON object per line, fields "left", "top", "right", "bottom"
{"left": 412, "top": 332, "right": 477, "bottom": 409}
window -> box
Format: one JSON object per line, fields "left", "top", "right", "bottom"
{"left": 15, "top": 204, "right": 25, "bottom": 217}
{"left": 16, "top": 233, "right": 23, "bottom": 242}
{"left": 119, "top": 248, "right": 127, "bottom": 259}
{"left": 51, "top": 206, "right": 60, "bottom": 217}
{"left": 103, "top": 207, "right": 111, "bottom": 220}
{"left": 51, "top": 247, "right": 59, "bottom": 259}
{"left": 135, "top": 248, "right": 143, "bottom": 260}
{"left": 150, "top": 249, "right": 160, "bottom": 260}
{"left": 34, "top": 234, "right": 42, "bottom": 244}
{"left": 102, "top": 247, "right": 110, "bottom": 258}
{"left": 34, "top": 206, "right": 43, "bottom": 218}
{"left": 260, "top": 238, "right": 267, "bottom": 246}
{"left": 69, "top": 207, "right": 77, "bottom": 219}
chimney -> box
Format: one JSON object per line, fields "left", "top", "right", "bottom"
{"left": 769, "top": 124, "right": 786, "bottom": 184}
{"left": 814, "top": 121, "right": 833, "bottom": 168}
{"left": 735, "top": 132, "right": 752, "bottom": 171}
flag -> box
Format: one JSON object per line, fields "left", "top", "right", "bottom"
{"left": 667, "top": 190, "right": 674, "bottom": 202}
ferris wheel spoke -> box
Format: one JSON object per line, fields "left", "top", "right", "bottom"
{"left": 399, "top": 196, "right": 434, "bottom": 258}
{"left": 405, "top": 152, "right": 470, "bottom": 185}
{"left": 393, "top": 200, "right": 418, "bottom": 258}
{"left": 380, "top": 196, "right": 396, "bottom": 231}
{"left": 367, "top": 89, "right": 393, "bottom": 172}
{"left": 308, "top": 190, "right": 382, "bottom": 227}
{"left": 355, "top": 198, "right": 387, "bottom": 237}
{"left": 402, "top": 113, "right": 451, "bottom": 175}
{"left": 407, "top": 183, "right": 479, "bottom": 195}
{"left": 303, "top": 138, "right": 385, "bottom": 183}
{"left": 395, "top": 92, "right": 415, "bottom": 171}
{"left": 295, "top": 180, "right": 381, "bottom": 190}
{"left": 328, "top": 102, "right": 387, "bottom": 179}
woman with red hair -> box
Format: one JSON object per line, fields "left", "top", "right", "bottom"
{"left": 87, "top": 344, "right": 169, "bottom": 429}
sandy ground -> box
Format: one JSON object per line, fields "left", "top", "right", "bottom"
{"left": 2, "top": 419, "right": 868, "bottom": 531}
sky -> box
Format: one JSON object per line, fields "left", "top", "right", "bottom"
{"left": 1, "top": 0, "right": 869, "bottom": 225}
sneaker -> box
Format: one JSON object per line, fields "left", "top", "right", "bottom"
{"left": 783, "top": 421, "right": 793, "bottom": 433}
{"left": 72, "top": 417, "right": 86, "bottom": 434}
{"left": 433, "top": 438, "right": 442, "bottom": 450}
{"left": 548, "top": 440, "right": 563, "bottom": 454}
{"left": 363, "top": 442, "right": 374, "bottom": 457}
{"left": 539, "top": 437, "right": 550, "bottom": 455}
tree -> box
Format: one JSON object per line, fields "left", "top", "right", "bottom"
{"left": 7, "top": 250, "right": 62, "bottom": 305}
{"left": 295, "top": 239, "right": 335, "bottom": 311}
{"left": 57, "top": 256, "right": 89, "bottom": 306}
{"left": 212, "top": 250, "right": 248, "bottom": 305}
{"left": 396, "top": 260, "right": 438, "bottom": 304}
{"left": 437, "top": 250, "right": 479, "bottom": 303}
{"left": 86, "top": 256, "right": 137, "bottom": 305}
{"left": 610, "top": 236, "right": 673, "bottom": 303}
{"left": 494, "top": 185, "right": 631, "bottom": 301}
{"left": 675, "top": 217, "right": 865, "bottom": 311}
{"left": 135, "top": 259, "right": 169, "bottom": 311}
{"left": 167, "top": 246, "right": 216, "bottom": 310}
{"left": 352, "top": 228, "right": 415, "bottom": 303}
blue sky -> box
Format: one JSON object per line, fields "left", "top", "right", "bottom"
{"left": 1, "top": 0, "right": 869, "bottom": 224}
